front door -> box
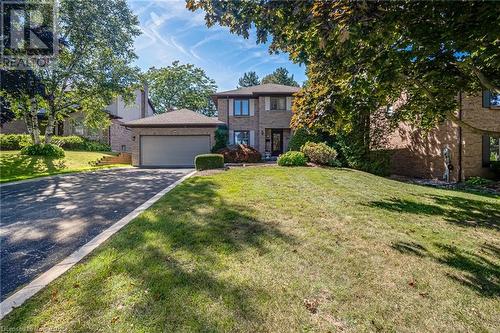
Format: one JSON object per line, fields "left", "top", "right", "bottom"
{"left": 271, "top": 129, "right": 283, "bottom": 156}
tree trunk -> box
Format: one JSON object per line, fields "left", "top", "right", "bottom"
{"left": 24, "top": 103, "right": 41, "bottom": 145}
{"left": 44, "top": 100, "right": 56, "bottom": 144}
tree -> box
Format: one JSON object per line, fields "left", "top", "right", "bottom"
{"left": 1, "top": 0, "right": 141, "bottom": 145}
{"left": 187, "top": 0, "right": 500, "bottom": 137}
{"left": 237, "top": 71, "right": 260, "bottom": 88}
{"left": 261, "top": 67, "right": 299, "bottom": 87}
{"left": 146, "top": 61, "right": 218, "bottom": 116}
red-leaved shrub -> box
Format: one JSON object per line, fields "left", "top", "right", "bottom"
{"left": 216, "top": 144, "right": 262, "bottom": 163}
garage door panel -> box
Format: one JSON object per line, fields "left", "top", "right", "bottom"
{"left": 141, "top": 135, "right": 210, "bottom": 167}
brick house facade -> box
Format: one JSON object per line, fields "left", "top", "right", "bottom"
{"left": 386, "top": 92, "right": 500, "bottom": 181}
{"left": 213, "top": 84, "right": 299, "bottom": 157}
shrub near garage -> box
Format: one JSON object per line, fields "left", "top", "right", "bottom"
{"left": 195, "top": 154, "right": 224, "bottom": 170}
{"left": 301, "top": 141, "right": 338, "bottom": 166}
{"left": 20, "top": 144, "right": 65, "bottom": 158}
{"left": 277, "top": 151, "right": 307, "bottom": 166}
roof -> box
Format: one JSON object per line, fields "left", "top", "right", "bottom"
{"left": 213, "top": 83, "right": 300, "bottom": 97}
{"left": 124, "top": 108, "right": 224, "bottom": 127}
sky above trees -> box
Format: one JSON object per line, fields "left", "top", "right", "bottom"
{"left": 126, "top": 0, "right": 306, "bottom": 90}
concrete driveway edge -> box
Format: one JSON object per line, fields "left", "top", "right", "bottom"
{"left": 0, "top": 170, "right": 196, "bottom": 320}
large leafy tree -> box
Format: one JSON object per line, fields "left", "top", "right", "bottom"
{"left": 146, "top": 61, "right": 218, "bottom": 116}
{"left": 187, "top": 0, "right": 500, "bottom": 137}
{"left": 237, "top": 71, "right": 260, "bottom": 88}
{"left": 1, "top": 0, "right": 140, "bottom": 144}
{"left": 261, "top": 67, "right": 299, "bottom": 87}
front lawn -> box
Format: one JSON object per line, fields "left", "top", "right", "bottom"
{"left": 0, "top": 150, "right": 128, "bottom": 183}
{"left": 1, "top": 167, "right": 499, "bottom": 332}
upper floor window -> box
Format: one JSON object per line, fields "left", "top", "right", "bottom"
{"left": 482, "top": 91, "right": 500, "bottom": 108}
{"left": 234, "top": 131, "right": 250, "bottom": 145}
{"left": 234, "top": 99, "right": 249, "bottom": 116}
{"left": 270, "top": 97, "right": 286, "bottom": 110}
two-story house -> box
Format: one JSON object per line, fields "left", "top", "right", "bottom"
{"left": 1, "top": 85, "right": 155, "bottom": 153}
{"left": 213, "top": 84, "right": 300, "bottom": 157}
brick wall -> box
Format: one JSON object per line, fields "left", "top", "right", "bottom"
{"left": 129, "top": 127, "right": 216, "bottom": 166}
{"left": 0, "top": 119, "right": 28, "bottom": 134}
{"left": 110, "top": 119, "right": 133, "bottom": 152}
{"left": 386, "top": 93, "right": 500, "bottom": 181}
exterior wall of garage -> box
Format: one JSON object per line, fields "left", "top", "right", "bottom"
{"left": 129, "top": 126, "right": 217, "bottom": 166}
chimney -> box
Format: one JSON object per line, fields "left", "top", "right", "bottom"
{"left": 141, "top": 82, "right": 148, "bottom": 118}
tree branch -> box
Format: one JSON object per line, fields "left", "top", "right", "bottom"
{"left": 471, "top": 65, "right": 500, "bottom": 94}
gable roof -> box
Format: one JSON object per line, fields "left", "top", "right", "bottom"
{"left": 124, "top": 109, "right": 224, "bottom": 127}
{"left": 213, "top": 83, "right": 300, "bottom": 98}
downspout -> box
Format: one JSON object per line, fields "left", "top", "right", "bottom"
{"left": 226, "top": 97, "right": 229, "bottom": 127}
{"left": 458, "top": 91, "right": 463, "bottom": 182}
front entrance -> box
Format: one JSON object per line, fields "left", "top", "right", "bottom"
{"left": 271, "top": 129, "right": 283, "bottom": 156}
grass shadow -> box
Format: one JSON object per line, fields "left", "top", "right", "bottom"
{"left": 368, "top": 194, "right": 500, "bottom": 230}
{"left": 0, "top": 152, "right": 66, "bottom": 181}
{"left": 392, "top": 241, "right": 500, "bottom": 297}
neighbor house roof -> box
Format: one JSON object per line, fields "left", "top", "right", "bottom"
{"left": 124, "top": 108, "right": 224, "bottom": 127}
{"left": 213, "top": 83, "right": 300, "bottom": 98}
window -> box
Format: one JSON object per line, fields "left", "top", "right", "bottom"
{"left": 234, "top": 131, "right": 250, "bottom": 145}
{"left": 121, "top": 145, "right": 127, "bottom": 152}
{"left": 234, "top": 99, "right": 249, "bottom": 116}
{"left": 386, "top": 105, "right": 394, "bottom": 116}
{"left": 491, "top": 94, "right": 500, "bottom": 107}
{"left": 482, "top": 136, "right": 500, "bottom": 166}
{"left": 74, "top": 123, "right": 84, "bottom": 136}
{"left": 270, "top": 97, "right": 286, "bottom": 110}
{"left": 482, "top": 91, "right": 500, "bottom": 108}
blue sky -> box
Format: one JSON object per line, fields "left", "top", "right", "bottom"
{"left": 127, "top": 0, "right": 306, "bottom": 91}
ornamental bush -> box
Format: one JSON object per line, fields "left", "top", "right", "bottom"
{"left": 0, "top": 134, "right": 110, "bottom": 151}
{"left": 301, "top": 141, "right": 338, "bottom": 165}
{"left": 216, "top": 144, "right": 262, "bottom": 163}
{"left": 20, "top": 144, "right": 65, "bottom": 158}
{"left": 195, "top": 154, "right": 225, "bottom": 171}
{"left": 277, "top": 151, "right": 307, "bottom": 166}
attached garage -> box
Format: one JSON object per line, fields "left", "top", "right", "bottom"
{"left": 140, "top": 135, "right": 210, "bottom": 167}
{"left": 124, "top": 109, "right": 224, "bottom": 167}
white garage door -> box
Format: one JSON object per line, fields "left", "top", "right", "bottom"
{"left": 140, "top": 135, "right": 210, "bottom": 167}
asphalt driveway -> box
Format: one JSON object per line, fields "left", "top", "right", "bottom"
{"left": 0, "top": 168, "right": 192, "bottom": 301}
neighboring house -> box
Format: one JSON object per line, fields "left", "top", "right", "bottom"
{"left": 0, "top": 85, "right": 154, "bottom": 153}
{"left": 212, "top": 83, "right": 301, "bottom": 157}
{"left": 385, "top": 91, "right": 500, "bottom": 181}
{"left": 124, "top": 108, "right": 224, "bottom": 167}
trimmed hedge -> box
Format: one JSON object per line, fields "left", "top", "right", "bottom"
{"left": 277, "top": 151, "right": 307, "bottom": 167}
{"left": 20, "top": 144, "right": 65, "bottom": 158}
{"left": 0, "top": 134, "right": 110, "bottom": 151}
{"left": 301, "top": 141, "right": 338, "bottom": 166}
{"left": 195, "top": 154, "right": 224, "bottom": 171}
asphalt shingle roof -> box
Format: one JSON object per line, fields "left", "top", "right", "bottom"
{"left": 213, "top": 83, "right": 300, "bottom": 97}
{"left": 124, "top": 109, "right": 224, "bottom": 127}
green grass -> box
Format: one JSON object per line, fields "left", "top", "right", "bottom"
{"left": 1, "top": 167, "right": 499, "bottom": 332}
{"left": 0, "top": 150, "right": 129, "bottom": 183}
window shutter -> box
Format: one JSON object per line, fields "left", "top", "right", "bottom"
{"left": 265, "top": 97, "right": 270, "bottom": 111}
{"left": 482, "top": 91, "right": 491, "bottom": 108}
{"left": 249, "top": 99, "right": 255, "bottom": 116}
{"left": 229, "top": 130, "right": 234, "bottom": 144}
{"left": 286, "top": 96, "right": 292, "bottom": 111}
{"left": 482, "top": 135, "right": 490, "bottom": 167}
{"left": 250, "top": 130, "right": 255, "bottom": 146}
{"left": 228, "top": 99, "right": 234, "bottom": 116}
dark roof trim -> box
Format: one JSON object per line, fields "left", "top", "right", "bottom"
{"left": 125, "top": 123, "right": 221, "bottom": 128}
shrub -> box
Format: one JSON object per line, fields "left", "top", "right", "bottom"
{"left": 0, "top": 134, "right": 110, "bottom": 151}
{"left": 20, "top": 144, "right": 65, "bottom": 158}
{"left": 195, "top": 154, "right": 224, "bottom": 171}
{"left": 216, "top": 144, "right": 262, "bottom": 163}
{"left": 288, "top": 128, "right": 336, "bottom": 151}
{"left": 465, "top": 176, "right": 493, "bottom": 186}
{"left": 300, "top": 141, "right": 338, "bottom": 165}
{"left": 211, "top": 126, "right": 228, "bottom": 152}
{"left": 0, "top": 134, "right": 32, "bottom": 150}
{"left": 277, "top": 151, "right": 307, "bottom": 167}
